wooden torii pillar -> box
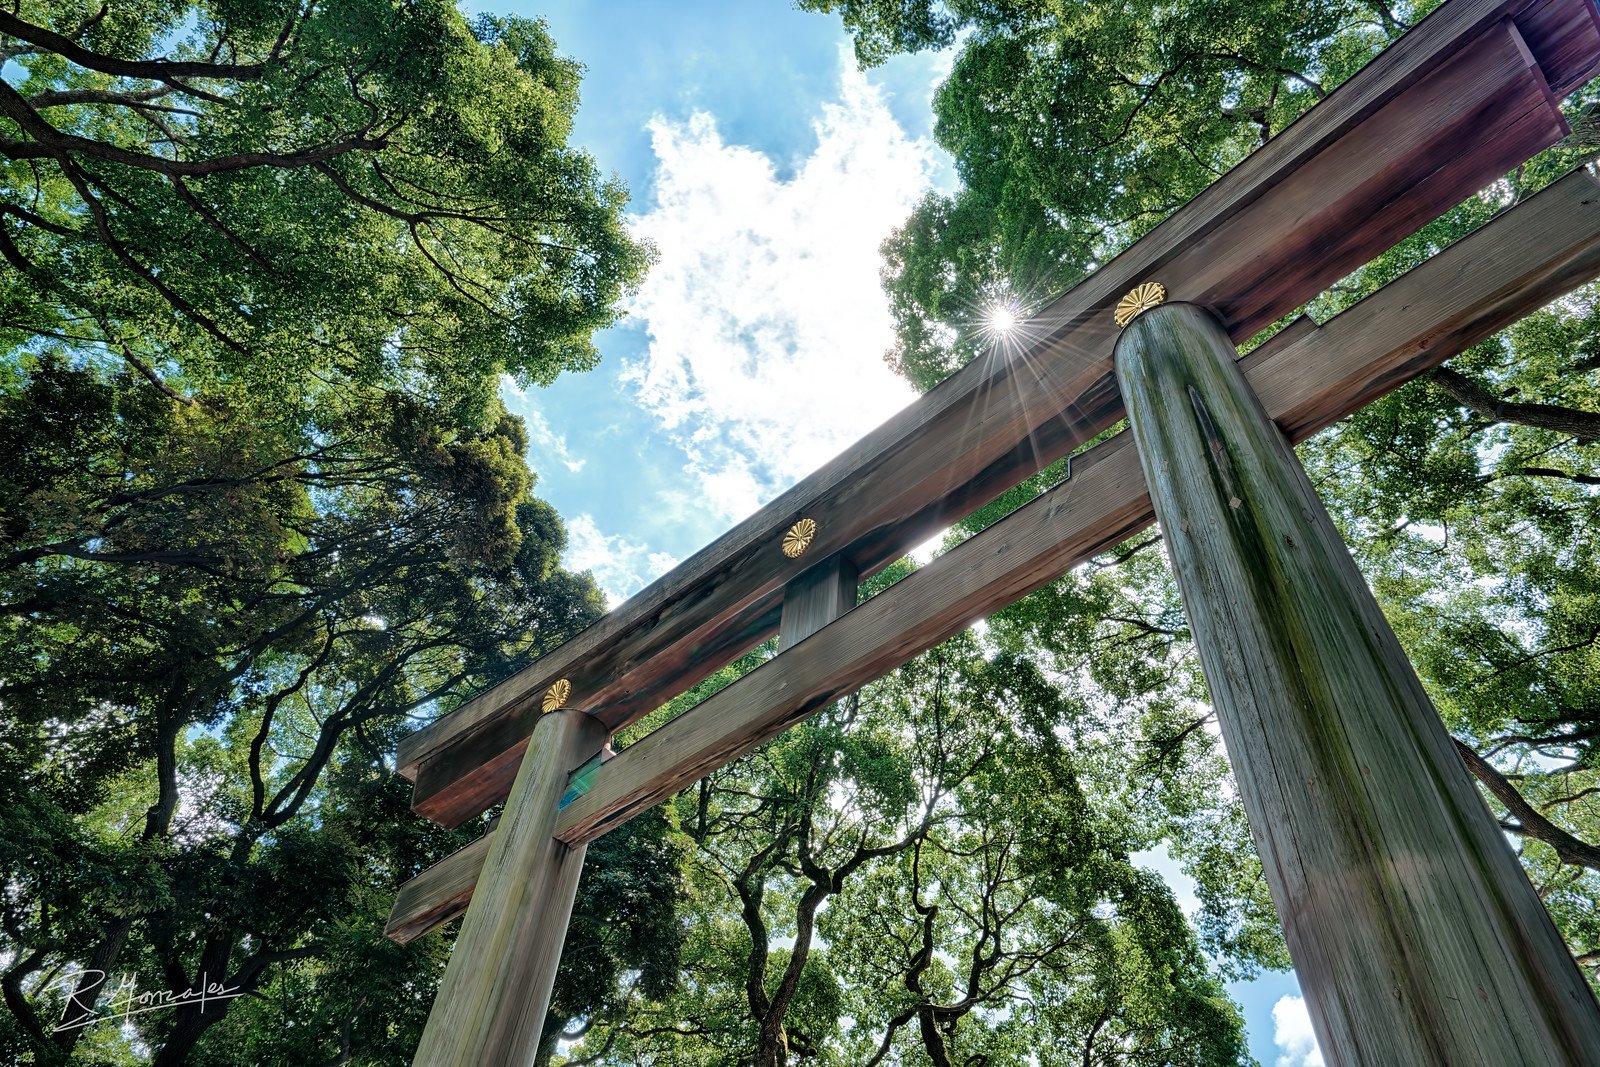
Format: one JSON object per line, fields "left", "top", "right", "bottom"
{"left": 409, "top": 708, "right": 604, "bottom": 1066}
{"left": 1116, "top": 299, "right": 1599, "bottom": 1063}
{"left": 393, "top": 1, "right": 1600, "bottom": 1063}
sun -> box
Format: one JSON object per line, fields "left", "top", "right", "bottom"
{"left": 984, "top": 302, "right": 1020, "bottom": 335}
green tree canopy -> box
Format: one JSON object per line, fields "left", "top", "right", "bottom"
{"left": 0, "top": 359, "right": 623, "bottom": 1064}
{"left": 0, "top": 5, "right": 679, "bottom": 1064}
{"left": 0, "top": 1, "right": 650, "bottom": 419}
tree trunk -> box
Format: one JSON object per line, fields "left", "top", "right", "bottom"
{"left": 53, "top": 915, "right": 134, "bottom": 1053}
{"left": 1115, "top": 301, "right": 1600, "bottom": 1066}
{"left": 151, "top": 998, "right": 231, "bottom": 1067}
{"left": 755, "top": 1015, "right": 789, "bottom": 1067}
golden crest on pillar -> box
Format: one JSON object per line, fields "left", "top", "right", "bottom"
{"left": 1114, "top": 282, "right": 1167, "bottom": 328}
{"left": 541, "top": 678, "right": 572, "bottom": 713}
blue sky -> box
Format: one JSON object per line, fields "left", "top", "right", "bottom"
{"left": 471, "top": 2, "right": 1316, "bottom": 1062}
{"left": 481, "top": 0, "right": 946, "bottom": 598}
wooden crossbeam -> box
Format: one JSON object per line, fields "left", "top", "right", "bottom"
{"left": 1522, "top": 0, "right": 1600, "bottom": 92}
{"left": 394, "top": 0, "right": 1599, "bottom": 831}
{"left": 385, "top": 166, "right": 1600, "bottom": 943}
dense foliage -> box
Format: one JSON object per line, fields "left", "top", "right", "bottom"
{"left": 0, "top": 4, "right": 669, "bottom": 1065}
{"left": 0, "top": 0, "right": 649, "bottom": 419}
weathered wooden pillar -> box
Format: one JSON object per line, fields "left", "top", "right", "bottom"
{"left": 1114, "top": 301, "right": 1600, "bottom": 1065}
{"left": 412, "top": 708, "right": 606, "bottom": 1067}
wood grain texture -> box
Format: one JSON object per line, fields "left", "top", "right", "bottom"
{"left": 394, "top": 0, "right": 1592, "bottom": 832}
{"left": 1245, "top": 170, "right": 1600, "bottom": 441}
{"left": 779, "top": 555, "right": 859, "bottom": 649}
{"left": 1519, "top": 0, "right": 1600, "bottom": 91}
{"left": 384, "top": 832, "right": 492, "bottom": 945}
{"left": 1116, "top": 301, "right": 1600, "bottom": 1065}
{"left": 386, "top": 166, "right": 1600, "bottom": 941}
{"left": 1175, "top": 20, "right": 1565, "bottom": 337}
{"left": 410, "top": 710, "right": 606, "bottom": 1067}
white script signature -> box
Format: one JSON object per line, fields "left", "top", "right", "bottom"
{"left": 45, "top": 970, "right": 243, "bottom": 1033}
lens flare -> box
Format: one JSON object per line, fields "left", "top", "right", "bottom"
{"left": 984, "top": 303, "right": 1020, "bottom": 335}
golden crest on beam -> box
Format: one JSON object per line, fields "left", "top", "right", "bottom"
{"left": 782, "top": 518, "right": 817, "bottom": 559}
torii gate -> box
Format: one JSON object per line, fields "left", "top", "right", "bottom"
{"left": 387, "top": 0, "right": 1600, "bottom": 1062}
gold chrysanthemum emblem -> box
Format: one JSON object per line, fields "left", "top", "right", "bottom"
{"left": 541, "top": 678, "right": 572, "bottom": 713}
{"left": 1114, "top": 282, "right": 1167, "bottom": 328}
{"left": 782, "top": 518, "right": 817, "bottom": 559}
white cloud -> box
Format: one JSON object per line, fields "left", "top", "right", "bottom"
{"left": 1272, "top": 996, "right": 1325, "bottom": 1067}
{"left": 622, "top": 52, "right": 935, "bottom": 523}
{"left": 563, "top": 514, "right": 679, "bottom": 607}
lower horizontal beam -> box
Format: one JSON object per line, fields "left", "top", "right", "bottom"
{"left": 387, "top": 166, "right": 1600, "bottom": 940}
{"left": 386, "top": 833, "right": 493, "bottom": 945}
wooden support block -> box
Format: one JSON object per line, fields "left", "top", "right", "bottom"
{"left": 394, "top": 0, "right": 1596, "bottom": 832}
{"left": 386, "top": 166, "right": 1600, "bottom": 940}
{"left": 410, "top": 709, "right": 606, "bottom": 1067}
{"left": 779, "top": 554, "right": 858, "bottom": 649}
{"left": 1115, "top": 301, "right": 1600, "bottom": 1065}
{"left": 1518, "top": 0, "right": 1600, "bottom": 92}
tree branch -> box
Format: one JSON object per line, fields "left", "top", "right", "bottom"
{"left": 0, "top": 12, "right": 268, "bottom": 82}
{"left": 1456, "top": 740, "right": 1600, "bottom": 872}
{"left": 1432, "top": 366, "right": 1600, "bottom": 442}
{"left": 1494, "top": 466, "right": 1600, "bottom": 486}
{"left": 0, "top": 75, "right": 387, "bottom": 176}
